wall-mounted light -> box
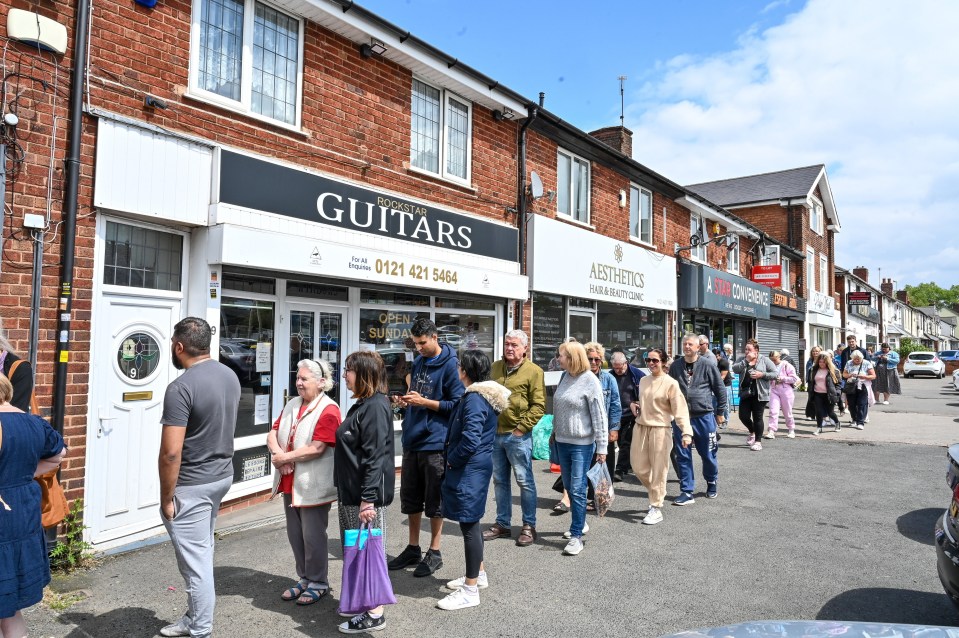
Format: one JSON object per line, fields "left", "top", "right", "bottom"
{"left": 618, "top": 190, "right": 627, "bottom": 208}
{"left": 359, "top": 38, "right": 388, "bottom": 59}
{"left": 492, "top": 107, "right": 515, "bottom": 121}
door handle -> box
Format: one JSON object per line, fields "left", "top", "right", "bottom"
{"left": 283, "top": 389, "right": 289, "bottom": 405}
{"left": 98, "top": 407, "right": 117, "bottom": 438}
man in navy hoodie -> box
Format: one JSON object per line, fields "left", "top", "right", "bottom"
{"left": 388, "top": 317, "right": 464, "bottom": 578}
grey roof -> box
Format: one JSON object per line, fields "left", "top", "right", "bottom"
{"left": 686, "top": 165, "right": 825, "bottom": 207}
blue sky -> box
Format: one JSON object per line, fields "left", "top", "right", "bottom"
{"left": 359, "top": 0, "right": 959, "bottom": 289}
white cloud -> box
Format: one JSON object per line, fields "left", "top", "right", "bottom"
{"left": 627, "top": 0, "right": 959, "bottom": 287}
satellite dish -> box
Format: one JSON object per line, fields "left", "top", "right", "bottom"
{"left": 529, "top": 171, "right": 544, "bottom": 199}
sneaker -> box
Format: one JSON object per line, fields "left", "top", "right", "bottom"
{"left": 562, "top": 537, "right": 584, "bottom": 555}
{"left": 746, "top": 435, "right": 755, "bottom": 446}
{"left": 706, "top": 482, "right": 717, "bottom": 499}
{"left": 413, "top": 549, "right": 443, "bottom": 577}
{"left": 882, "top": 400, "right": 890, "bottom": 405}
{"left": 673, "top": 492, "right": 695, "bottom": 506}
{"left": 865, "top": 416, "right": 870, "bottom": 423}
{"left": 159, "top": 618, "right": 191, "bottom": 637}
{"left": 338, "top": 611, "right": 386, "bottom": 634}
{"left": 436, "top": 586, "right": 480, "bottom": 611}
{"left": 613, "top": 470, "right": 624, "bottom": 483}
{"left": 642, "top": 506, "right": 663, "bottom": 525}
{"left": 763, "top": 431, "right": 775, "bottom": 439}
{"left": 482, "top": 523, "right": 511, "bottom": 541}
{"left": 787, "top": 429, "right": 796, "bottom": 439}
{"left": 445, "top": 571, "right": 489, "bottom": 590}
{"left": 749, "top": 442, "right": 762, "bottom": 451}
{"left": 835, "top": 423, "right": 841, "bottom": 432}
{"left": 855, "top": 423, "right": 864, "bottom": 430}
{"left": 562, "top": 523, "right": 589, "bottom": 539}
{"left": 387, "top": 544, "right": 422, "bottom": 570}
{"left": 814, "top": 428, "right": 822, "bottom": 436}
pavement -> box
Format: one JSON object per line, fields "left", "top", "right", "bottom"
{"left": 23, "top": 376, "right": 959, "bottom": 636}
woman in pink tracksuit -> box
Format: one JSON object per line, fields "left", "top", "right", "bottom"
{"left": 765, "top": 350, "right": 799, "bottom": 439}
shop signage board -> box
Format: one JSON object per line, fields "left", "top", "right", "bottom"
{"left": 679, "top": 261, "right": 771, "bottom": 319}
{"left": 751, "top": 265, "right": 782, "bottom": 287}
{"left": 769, "top": 288, "right": 806, "bottom": 321}
{"left": 847, "top": 291, "right": 872, "bottom": 306}
{"left": 527, "top": 215, "right": 677, "bottom": 311}
{"left": 809, "top": 291, "right": 836, "bottom": 317}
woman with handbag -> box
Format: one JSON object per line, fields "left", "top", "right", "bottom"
{"left": 731, "top": 339, "right": 779, "bottom": 451}
{"left": 807, "top": 353, "right": 842, "bottom": 435}
{"left": 267, "top": 359, "right": 341, "bottom": 605}
{"left": 804, "top": 346, "right": 822, "bottom": 422}
{"left": 334, "top": 350, "right": 395, "bottom": 634}
{"left": 0, "top": 374, "right": 65, "bottom": 638}
{"left": 843, "top": 350, "right": 876, "bottom": 430}
{"left": 436, "top": 350, "right": 510, "bottom": 611}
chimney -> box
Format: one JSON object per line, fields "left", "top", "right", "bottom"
{"left": 852, "top": 266, "right": 869, "bottom": 283}
{"left": 881, "top": 278, "right": 895, "bottom": 297}
{"left": 896, "top": 290, "right": 910, "bottom": 304}
{"left": 589, "top": 126, "right": 633, "bottom": 157}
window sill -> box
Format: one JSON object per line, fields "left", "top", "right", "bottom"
{"left": 555, "top": 214, "right": 594, "bottom": 231}
{"left": 182, "top": 91, "right": 308, "bottom": 138}
{"left": 629, "top": 236, "right": 656, "bottom": 250}
{"left": 407, "top": 165, "right": 477, "bottom": 193}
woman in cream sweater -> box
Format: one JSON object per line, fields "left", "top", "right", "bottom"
{"left": 631, "top": 348, "right": 692, "bottom": 525}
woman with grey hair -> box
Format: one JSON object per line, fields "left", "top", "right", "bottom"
{"left": 267, "top": 358, "right": 342, "bottom": 604}
{"left": 0, "top": 319, "right": 34, "bottom": 412}
{"left": 842, "top": 350, "right": 876, "bottom": 430}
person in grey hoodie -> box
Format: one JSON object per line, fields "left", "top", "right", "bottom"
{"left": 668, "top": 335, "right": 727, "bottom": 504}
{"left": 731, "top": 338, "right": 779, "bottom": 451}
{"left": 552, "top": 340, "right": 607, "bottom": 557}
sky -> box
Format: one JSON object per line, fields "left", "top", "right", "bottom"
{"left": 358, "top": 0, "right": 959, "bottom": 289}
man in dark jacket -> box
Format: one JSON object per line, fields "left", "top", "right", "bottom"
{"left": 609, "top": 351, "right": 644, "bottom": 482}
{"left": 389, "top": 318, "right": 464, "bottom": 578}
{"left": 840, "top": 335, "right": 869, "bottom": 371}
{"left": 668, "top": 334, "right": 727, "bottom": 504}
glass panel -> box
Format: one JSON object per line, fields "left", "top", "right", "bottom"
{"left": 222, "top": 271, "right": 276, "bottom": 295}
{"left": 103, "top": 221, "right": 183, "bottom": 291}
{"left": 289, "top": 310, "right": 314, "bottom": 392}
{"left": 434, "top": 296, "right": 496, "bottom": 311}
{"left": 117, "top": 332, "right": 162, "bottom": 380}
{"left": 569, "top": 297, "right": 595, "bottom": 309}
{"left": 573, "top": 158, "right": 589, "bottom": 223}
{"left": 556, "top": 152, "right": 571, "bottom": 215}
{"left": 289, "top": 310, "right": 343, "bottom": 403}
{"left": 596, "top": 303, "right": 665, "bottom": 364}
{"left": 434, "top": 313, "right": 495, "bottom": 360}
{"left": 640, "top": 188, "right": 652, "bottom": 243}
{"left": 359, "top": 309, "right": 429, "bottom": 395}
{"left": 411, "top": 79, "right": 441, "bottom": 173}
{"left": 286, "top": 280, "right": 349, "bottom": 301}
{"left": 199, "top": 0, "right": 243, "bottom": 100}
{"left": 252, "top": 2, "right": 298, "bottom": 124}
{"left": 220, "top": 297, "right": 274, "bottom": 440}
{"left": 531, "top": 292, "right": 563, "bottom": 370}
{"left": 629, "top": 186, "right": 640, "bottom": 238}
{"left": 445, "top": 96, "right": 469, "bottom": 179}
{"left": 359, "top": 289, "right": 430, "bottom": 307}
{"left": 568, "top": 313, "right": 593, "bottom": 344}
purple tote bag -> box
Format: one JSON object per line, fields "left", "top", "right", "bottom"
{"left": 339, "top": 526, "right": 397, "bottom": 615}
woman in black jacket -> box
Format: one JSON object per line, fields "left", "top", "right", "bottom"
{"left": 334, "top": 350, "right": 395, "bottom": 633}
{"left": 0, "top": 324, "right": 34, "bottom": 413}
{"left": 807, "top": 353, "right": 841, "bottom": 435}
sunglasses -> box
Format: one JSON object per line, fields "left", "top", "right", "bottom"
{"left": 647, "top": 358, "right": 661, "bottom": 364}
{"left": 587, "top": 357, "right": 603, "bottom": 363}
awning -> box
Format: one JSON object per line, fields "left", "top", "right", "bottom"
{"left": 922, "top": 332, "right": 938, "bottom": 341}
{"left": 887, "top": 324, "right": 914, "bottom": 338}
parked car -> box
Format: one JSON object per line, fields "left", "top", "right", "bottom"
{"left": 219, "top": 339, "right": 256, "bottom": 383}
{"left": 953, "top": 368, "right": 959, "bottom": 392}
{"left": 903, "top": 351, "right": 946, "bottom": 378}
{"left": 935, "top": 443, "right": 959, "bottom": 612}
{"left": 663, "top": 620, "right": 959, "bottom": 637}
{"left": 939, "top": 350, "right": 959, "bottom": 362}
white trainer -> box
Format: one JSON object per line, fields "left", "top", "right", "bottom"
{"left": 436, "top": 587, "right": 480, "bottom": 611}
{"left": 562, "top": 523, "right": 589, "bottom": 539}
{"left": 562, "top": 537, "right": 585, "bottom": 555}
{"left": 786, "top": 430, "right": 796, "bottom": 439}
{"left": 445, "top": 571, "right": 489, "bottom": 590}
{"left": 763, "top": 431, "right": 775, "bottom": 439}
{"left": 160, "top": 619, "right": 191, "bottom": 637}
{"left": 643, "top": 506, "right": 663, "bottom": 525}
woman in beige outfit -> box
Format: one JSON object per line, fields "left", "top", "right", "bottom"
{"left": 630, "top": 348, "right": 692, "bottom": 525}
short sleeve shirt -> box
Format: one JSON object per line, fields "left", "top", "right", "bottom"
{"left": 717, "top": 358, "right": 732, "bottom": 387}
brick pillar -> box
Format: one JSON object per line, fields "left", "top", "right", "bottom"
{"left": 588, "top": 126, "right": 633, "bottom": 157}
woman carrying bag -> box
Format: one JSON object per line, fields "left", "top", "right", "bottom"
{"left": 807, "top": 353, "right": 842, "bottom": 435}
{"left": 731, "top": 339, "right": 778, "bottom": 451}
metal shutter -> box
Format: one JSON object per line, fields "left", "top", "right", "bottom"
{"left": 756, "top": 319, "right": 801, "bottom": 357}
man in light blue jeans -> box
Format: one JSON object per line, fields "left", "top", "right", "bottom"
{"left": 158, "top": 318, "right": 241, "bottom": 637}
{"left": 484, "top": 330, "right": 546, "bottom": 547}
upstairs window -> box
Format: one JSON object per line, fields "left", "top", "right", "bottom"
{"left": 781, "top": 257, "right": 791, "bottom": 292}
{"left": 689, "top": 214, "right": 706, "bottom": 262}
{"left": 806, "top": 246, "right": 816, "bottom": 295}
{"left": 410, "top": 79, "right": 472, "bottom": 183}
{"left": 820, "top": 253, "right": 829, "bottom": 294}
{"left": 760, "top": 245, "right": 780, "bottom": 266}
{"left": 557, "top": 149, "right": 590, "bottom": 224}
{"left": 810, "top": 200, "right": 824, "bottom": 235}
{"left": 192, "top": 0, "right": 303, "bottom": 126}
{"left": 726, "top": 236, "right": 740, "bottom": 275}
{"left": 629, "top": 185, "right": 653, "bottom": 244}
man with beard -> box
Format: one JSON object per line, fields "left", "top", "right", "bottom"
{"left": 158, "top": 317, "right": 241, "bottom": 638}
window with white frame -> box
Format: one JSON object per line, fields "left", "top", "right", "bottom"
{"left": 760, "top": 244, "right": 780, "bottom": 266}
{"left": 689, "top": 214, "right": 706, "bottom": 261}
{"left": 410, "top": 79, "right": 472, "bottom": 182}
{"left": 192, "top": 0, "right": 303, "bottom": 126}
{"left": 557, "top": 149, "right": 590, "bottom": 223}
{"left": 819, "top": 253, "right": 829, "bottom": 294}
{"left": 726, "top": 236, "right": 740, "bottom": 275}
{"left": 629, "top": 185, "right": 653, "bottom": 244}
{"left": 805, "top": 247, "right": 815, "bottom": 294}
{"left": 810, "top": 200, "right": 824, "bottom": 235}
{"left": 781, "top": 257, "right": 791, "bottom": 291}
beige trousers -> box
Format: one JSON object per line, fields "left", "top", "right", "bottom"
{"left": 630, "top": 424, "right": 673, "bottom": 508}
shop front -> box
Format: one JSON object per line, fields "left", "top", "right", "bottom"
{"left": 678, "top": 261, "right": 771, "bottom": 358}
{"left": 526, "top": 215, "right": 676, "bottom": 370}
{"left": 807, "top": 290, "right": 841, "bottom": 351}
{"left": 757, "top": 288, "right": 806, "bottom": 360}
{"left": 87, "top": 126, "right": 527, "bottom": 546}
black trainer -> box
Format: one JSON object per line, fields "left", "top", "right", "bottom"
{"left": 612, "top": 470, "right": 624, "bottom": 483}
{"left": 338, "top": 611, "right": 386, "bottom": 634}
{"left": 387, "top": 544, "right": 421, "bottom": 571}
{"left": 412, "top": 549, "right": 443, "bottom": 577}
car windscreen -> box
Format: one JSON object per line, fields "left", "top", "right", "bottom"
{"left": 909, "top": 353, "right": 934, "bottom": 360}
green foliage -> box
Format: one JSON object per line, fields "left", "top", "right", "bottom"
{"left": 897, "top": 338, "right": 926, "bottom": 360}
{"left": 903, "top": 282, "right": 959, "bottom": 308}
{"left": 49, "top": 498, "right": 93, "bottom": 573}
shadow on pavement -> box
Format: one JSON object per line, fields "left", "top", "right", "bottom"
{"left": 60, "top": 607, "right": 166, "bottom": 638}
{"left": 816, "top": 587, "right": 958, "bottom": 624}
{"left": 896, "top": 507, "right": 941, "bottom": 546}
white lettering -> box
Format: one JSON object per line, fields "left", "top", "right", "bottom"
{"left": 348, "top": 198, "right": 375, "bottom": 228}
{"left": 456, "top": 225, "right": 473, "bottom": 249}
{"left": 436, "top": 220, "right": 455, "bottom": 246}
{"left": 409, "top": 215, "right": 435, "bottom": 242}
{"left": 317, "top": 192, "right": 344, "bottom": 222}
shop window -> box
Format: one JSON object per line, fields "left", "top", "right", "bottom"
{"left": 222, "top": 271, "right": 276, "bottom": 295}
{"left": 435, "top": 313, "right": 496, "bottom": 360}
{"left": 286, "top": 280, "right": 349, "bottom": 301}
{"left": 410, "top": 78, "right": 472, "bottom": 183}
{"left": 191, "top": 0, "right": 303, "bottom": 126}
{"left": 220, "top": 297, "right": 274, "bottom": 442}
{"left": 557, "top": 149, "right": 590, "bottom": 224}
{"left": 596, "top": 303, "right": 666, "bottom": 361}
{"left": 359, "top": 308, "right": 428, "bottom": 395}
{"left": 359, "top": 289, "right": 430, "bottom": 307}
{"left": 435, "top": 296, "right": 496, "bottom": 311}
{"left": 531, "top": 292, "right": 564, "bottom": 370}
{"left": 569, "top": 297, "right": 595, "bottom": 309}
{"left": 629, "top": 185, "right": 652, "bottom": 244}
{"left": 103, "top": 221, "right": 183, "bottom": 291}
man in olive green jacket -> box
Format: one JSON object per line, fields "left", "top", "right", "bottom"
{"left": 482, "top": 330, "right": 546, "bottom": 547}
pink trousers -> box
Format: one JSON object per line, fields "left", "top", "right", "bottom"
{"left": 768, "top": 383, "right": 795, "bottom": 431}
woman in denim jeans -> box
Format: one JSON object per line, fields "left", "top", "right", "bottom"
{"left": 551, "top": 341, "right": 608, "bottom": 556}
{"left": 843, "top": 350, "right": 876, "bottom": 430}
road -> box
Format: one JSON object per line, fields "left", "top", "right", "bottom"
{"left": 25, "top": 376, "right": 959, "bottom": 636}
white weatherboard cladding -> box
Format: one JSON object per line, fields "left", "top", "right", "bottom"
{"left": 95, "top": 119, "right": 212, "bottom": 225}
{"left": 528, "top": 215, "right": 677, "bottom": 311}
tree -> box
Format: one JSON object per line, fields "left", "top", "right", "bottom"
{"left": 902, "top": 282, "right": 959, "bottom": 308}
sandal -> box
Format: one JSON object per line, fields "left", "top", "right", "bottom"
{"left": 586, "top": 500, "right": 595, "bottom": 512}
{"left": 281, "top": 580, "right": 308, "bottom": 601}
{"left": 552, "top": 501, "right": 569, "bottom": 513}
{"left": 296, "top": 585, "right": 331, "bottom": 606}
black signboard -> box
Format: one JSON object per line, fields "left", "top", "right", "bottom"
{"left": 848, "top": 291, "right": 872, "bottom": 306}
{"left": 679, "top": 261, "right": 771, "bottom": 319}
{"left": 219, "top": 150, "right": 519, "bottom": 262}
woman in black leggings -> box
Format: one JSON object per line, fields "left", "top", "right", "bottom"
{"left": 731, "top": 339, "right": 779, "bottom": 451}
{"left": 807, "top": 353, "right": 841, "bottom": 434}
{"left": 437, "top": 349, "right": 511, "bottom": 611}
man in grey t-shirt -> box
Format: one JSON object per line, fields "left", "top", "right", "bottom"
{"left": 158, "top": 317, "right": 240, "bottom": 638}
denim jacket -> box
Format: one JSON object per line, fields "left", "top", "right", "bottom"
{"left": 597, "top": 370, "right": 623, "bottom": 431}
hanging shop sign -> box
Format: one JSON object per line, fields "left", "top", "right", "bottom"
{"left": 679, "top": 261, "right": 771, "bottom": 319}
{"left": 751, "top": 265, "right": 782, "bottom": 288}
{"left": 847, "top": 291, "right": 872, "bottom": 306}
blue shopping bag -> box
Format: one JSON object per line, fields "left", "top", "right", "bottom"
{"left": 343, "top": 527, "right": 383, "bottom": 549}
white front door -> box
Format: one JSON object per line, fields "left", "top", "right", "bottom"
{"left": 87, "top": 295, "right": 180, "bottom": 544}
